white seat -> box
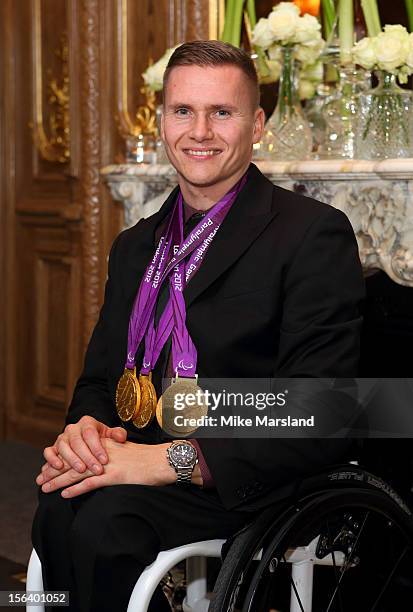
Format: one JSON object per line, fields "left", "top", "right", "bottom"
{"left": 26, "top": 549, "right": 45, "bottom": 612}
{"left": 26, "top": 541, "right": 225, "bottom": 612}
{"left": 27, "top": 535, "right": 345, "bottom": 611}
{"left": 127, "top": 539, "right": 225, "bottom": 612}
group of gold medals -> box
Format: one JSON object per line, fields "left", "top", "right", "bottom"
{"left": 116, "top": 368, "right": 157, "bottom": 429}
{"left": 116, "top": 366, "right": 208, "bottom": 437}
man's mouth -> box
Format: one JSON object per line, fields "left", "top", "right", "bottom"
{"left": 183, "top": 149, "right": 221, "bottom": 158}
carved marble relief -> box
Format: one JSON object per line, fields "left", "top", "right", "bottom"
{"left": 102, "top": 160, "right": 413, "bottom": 287}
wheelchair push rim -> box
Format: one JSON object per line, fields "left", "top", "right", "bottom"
{"left": 243, "top": 488, "right": 413, "bottom": 612}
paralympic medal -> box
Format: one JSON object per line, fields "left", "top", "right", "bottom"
{"left": 156, "top": 376, "right": 208, "bottom": 437}
{"left": 116, "top": 367, "right": 141, "bottom": 422}
{"left": 132, "top": 373, "right": 157, "bottom": 429}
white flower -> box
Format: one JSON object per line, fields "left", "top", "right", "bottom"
{"left": 299, "top": 61, "right": 322, "bottom": 99}
{"left": 406, "top": 33, "right": 413, "bottom": 68}
{"left": 295, "top": 37, "right": 325, "bottom": 65}
{"left": 299, "top": 79, "right": 316, "bottom": 99}
{"left": 259, "top": 59, "right": 282, "bottom": 84}
{"left": 142, "top": 64, "right": 163, "bottom": 91}
{"left": 383, "top": 24, "right": 410, "bottom": 39}
{"left": 293, "top": 14, "right": 321, "bottom": 44}
{"left": 142, "top": 46, "right": 178, "bottom": 91}
{"left": 352, "top": 37, "right": 377, "bottom": 70}
{"left": 252, "top": 18, "right": 274, "bottom": 49}
{"left": 271, "top": 2, "right": 300, "bottom": 16}
{"left": 398, "top": 65, "right": 411, "bottom": 83}
{"left": 300, "top": 60, "right": 323, "bottom": 82}
{"left": 374, "top": 29, "right": 409, "bottom": 72}
{"left": 268, "top": 6, "right": 300, "bottom": 42}
{"left": 257, "top": 3, "right": 325, "bottom": 70}
{"left": 267, "top": 45, "right": 282, "bottom": 62}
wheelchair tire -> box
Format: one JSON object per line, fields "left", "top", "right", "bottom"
{"left": 210, "top": 472, "right": 413, "bottom": 612}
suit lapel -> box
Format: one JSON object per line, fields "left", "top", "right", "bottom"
{"left": 184, "top": 164, "right": 278, "bottom": 308}
{"left": 125, "top": 185, "right": 179, "bottom": 297}
{"left": 126, "top": 164, "right": 278, "bottom": 307}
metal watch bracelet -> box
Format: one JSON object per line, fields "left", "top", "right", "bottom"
{"left": 176, "top": 467, "right": 194, "bottom": 485}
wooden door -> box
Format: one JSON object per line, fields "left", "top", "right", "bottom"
{"left": 0, "top": 0, "right": 222, "bottom": 446}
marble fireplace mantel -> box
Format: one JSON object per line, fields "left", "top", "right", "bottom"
{"left": 101, "top": 159, "right": 413, "bottom": 287}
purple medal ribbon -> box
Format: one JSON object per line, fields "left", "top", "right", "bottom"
{"left": 126, "top": 173, "right": 248, "bottom": 377}
{"left": 125, "top": 200, "right": 177, "bottom": 369}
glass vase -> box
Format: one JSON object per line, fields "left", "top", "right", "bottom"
{"left": 304, "top": 84, "right": 337, "bottom": 154}
{"left": 257, "top": 46, "right": 313, "bottom": 161}
{"left": 317, "top": 64, "right": 370, "bottom": 159}
{"left": 356, "top": 72, "right": 413, "bottom": 160}
{"left": 125, "top": 133, "right": 156, "bottom": 164}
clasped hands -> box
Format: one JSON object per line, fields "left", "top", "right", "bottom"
{"left": 36, "top": 416, "right": 198, "bottom": 498}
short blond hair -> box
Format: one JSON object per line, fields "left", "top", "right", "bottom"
{"left": 163, "top": 40, "right": 260, "bottom": 109}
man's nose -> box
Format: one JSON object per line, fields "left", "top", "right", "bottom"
{"left": 189, "top": 114, "right": 213, "bottom": 140}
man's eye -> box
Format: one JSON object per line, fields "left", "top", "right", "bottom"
{"left": 176, "top": 108, "right": 189, "bottom": 116}
{"left": 216, "top": 109, "right": 230, "bottom": 117}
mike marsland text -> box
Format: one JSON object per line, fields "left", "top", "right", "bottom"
{"left": 173, "top": 415, "right": 315, "bottom": 428}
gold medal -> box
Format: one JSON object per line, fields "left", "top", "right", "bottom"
{"left": 156, "top": 376, "right": 208, "bottom": 437}
{"left": 132, "top": 373, "right": 157, "bottom": 429}
{"left": 116, "top": 367, "right": 141, "bottom": 422}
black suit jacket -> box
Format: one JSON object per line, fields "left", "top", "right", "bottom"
{"left": 67, "top": 164, "right": 365, "bottom": 512}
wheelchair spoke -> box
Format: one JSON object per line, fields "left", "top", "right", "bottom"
{"left": 325, "top": 511, "right": 370, "bottom": 612}
{"left": 368, "top": 545, "right": 409, "bottom": 612}
{"left": 326, "top": 518, "right": 344, "bottom": 612}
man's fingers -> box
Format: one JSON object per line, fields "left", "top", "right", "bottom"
{"left": 40, "top": 457, "right": 68, "bottom": 473}
{"left": 41, "top": 467, "right": 92, "bottom": 494}
{"left": 107, "top": 427, "right": 127, "bottom": 443}
{"left": 55, "top": 439, "right": 88, "bottom": 474}
{"left": 80, "top": 427, "right": 108, "bottom": 465}
{"left": 43, "top": 446, "right": 64, "bottom": 470}
{"left": 36, "top": 462, "right": 71, "bottom": 485}
{"left": 61, "top": 475, "right": 103, "bottom": 499}
{"left": 41, "top": 418, "right": 115, "bottom": 487}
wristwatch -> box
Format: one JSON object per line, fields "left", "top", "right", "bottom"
{"left": 167, "top": 440, "right": 198, "bottom": 485}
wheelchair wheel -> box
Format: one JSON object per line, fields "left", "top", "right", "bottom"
{"left": 210, "top": 476, "right": 413, "bottom": 611}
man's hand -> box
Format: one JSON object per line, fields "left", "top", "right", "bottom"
{"left": 42, "top": 416, "right": 127, "bottom": 477}
{"left": 37, "top": 439, "right": 177, "bottom": 497}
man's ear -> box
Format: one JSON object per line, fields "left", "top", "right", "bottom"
{"left": 252, "top": 107, "right": 265, "bottom": 144}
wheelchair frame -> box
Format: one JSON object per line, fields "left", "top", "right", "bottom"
{"left": 27, "top": 464, "right": 413, "bottom": 612}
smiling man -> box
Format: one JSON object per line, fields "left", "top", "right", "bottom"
{"left": 161, "top": 61, "right": 263, "bottom": 207}
{"left": 32, "top": 41, "right": 364, "bottom": 612}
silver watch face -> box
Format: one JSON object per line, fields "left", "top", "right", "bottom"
{"left": 170, "top": 442, "right": 197, "bottom": 468}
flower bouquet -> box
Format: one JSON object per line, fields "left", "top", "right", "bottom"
{"left": 353, "top": 25, "right": 413, "bottom": 158}
{"left": 142, "top": 47, "right": 178, "bottom": 92}
{"left": 252, "top": 2, "right": 325, "bottom": 159}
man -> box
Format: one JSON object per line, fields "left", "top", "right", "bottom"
{"left": 32, "top": 40, "right": 365, "bottom": 611}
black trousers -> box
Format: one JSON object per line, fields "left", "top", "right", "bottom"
{"left": 31, "top": 483, "right": 256, "bottom": 612}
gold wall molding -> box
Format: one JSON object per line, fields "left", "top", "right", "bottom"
{"left": 31, "top": 0, "right": 70, "bottom": 164}
{"left": 116, "top": 0, "right": 157, "bottom": 139}
{"left": 209, "top": 0, "right": 225, "bottom": 39}
{"left": 115, "top": 0, "right": 225, "bottom": 142}
{"left": 79, "top": 0, "right": 102, "bottom": 346}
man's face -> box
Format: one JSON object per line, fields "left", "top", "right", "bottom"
{"left": 161, "top": 64, "right": 264, "bottom": 198}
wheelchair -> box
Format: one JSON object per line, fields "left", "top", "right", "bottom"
{"left": 209, "top": 462, "right": 413, "bottom": 612}
{"left": 27, "top": 463, "right": 413, "bottom": 611}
